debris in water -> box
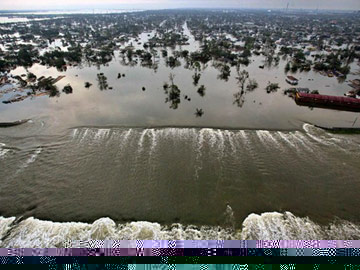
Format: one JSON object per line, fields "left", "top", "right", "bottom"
{"left": 195, "top": 108, "right": 204, "bottom": 117}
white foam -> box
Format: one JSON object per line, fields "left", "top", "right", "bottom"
{"left": 241, "top": 211, "right": 360, "bottom": 240}
{"left": 79, "top": 128, "right": 89, "bottom": 143}
{"left": 256, "top": 130, "right": 281, "bottom": 148}
{"left": 277, "top": 132, "right": 297, "bottom": 148}
{"left": 197, "top": 129, "right": 206, "bottom": 148}
{"left": 224, "top": 204, "right": 235, "bottom": 229}
{"left": 122, "top": 129, "right": 133, "bottom": 143}
{"left": 94, "top": 129, "right": 110, "bottom": 140}
{"left": 27, "top": 148, "right": 42, "bottom": 165}
{"left": 71, "top": 129, "right": 78, "bottom": 139}
{"left": 182, "top": 128, "right": 196, "bottom": 140}
{"left": 214, "top": 129, "right": 225, "bottom": 154}
{"left": 163, "top": 128, "right": 178, "bottom": 138}
{"left": 115, "top": 129, "right": 133, "bottom": 150}
{"left": 256, "top": 130, "right": 266, "bottom": 144}
{"left": 0, "top": 216, "right": 16, "bottom": 246}
{"left": 1, "top": 211, "right": 360, "bottom": 247}
{"left": 194, "top": 129, "right": 207, "bottom": 180}
{"left": 137, "top": 129, "right": 149, "bottom": 151}
{"left": 16, "top": 148, "right": 43, "bottom": 173}
{"left": 290, "top": 132, "right": 315, "bottom": 152}
{"left": 237, "top": 130, "right": 249, "bottom": 146}
{"left": 149, "top": 129, "right": 157, "bottom": 153}
{"left": 0, "top": 144, "right": 10, "bottom": 159}
{"left": 224, "top": 130, "right": 236, "bottom": 153}
{"left": 0, "top": 217, "right": 234, "bottom": 248}
{"left": 303, "top": 124, "right": 330, "bottom": 145}
{"left": 241, "top": 212, "right": 294, "bottom": 240}
{"left": 303, "top": 125, "right": 348, "bottom": 153}
{"left": 1, "top": 217, "right": 92, "bottom": 248}
{"left": 329, "top": 137, "right": 342, "bottom": 143}
{"left": 202, "top": 128, "right": 217, "bottom": 148}
{"left": 262, "top": 131, "right": 280, "bottom": 146}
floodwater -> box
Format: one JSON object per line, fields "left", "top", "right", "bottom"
{"left": 0, "top": 17, "right": 55, "bottom": 24}
{"left": 0, "top": 9, "right": 143, "bottom": 16}
{"left": 1, "top": 23, "right": 360, "bottom": 245}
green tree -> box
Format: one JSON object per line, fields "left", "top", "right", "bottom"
{"left": 266, "top": 82, "right": 280, "bottom": 93}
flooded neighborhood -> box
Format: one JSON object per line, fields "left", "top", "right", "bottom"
{"left": 0, "top": 9, "right": 359, "bottom": 129}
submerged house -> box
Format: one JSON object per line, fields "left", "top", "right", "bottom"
{"left": 286, "top": 75, "right": 299, "bottom": 85}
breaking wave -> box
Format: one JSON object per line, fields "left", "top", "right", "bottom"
{"left": 68, "top": 124, "right": 359, "bottom": 154}
{"left": 0, "top": 143, "right": 10, "bottom": 159}
{"left": 14, "top": 147, "right": 42, "bottom": 174}
{"left": 26, "top": 147, "right": 42, "bottom": 166}
{"left": 1, "top": 211, "right": 360, "bottom": 248}
{"left": 0, "top": 217, "right": 235, "bottom": 248}
{"left": 241, "top": 212, "right": 360, "bottom": 240}
{"left": 64, "top": 124, "right": 360, "bottom": 181}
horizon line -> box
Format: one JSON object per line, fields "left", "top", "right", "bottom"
{"left": 0, "top": 7, "right": 359, "bottom": 12}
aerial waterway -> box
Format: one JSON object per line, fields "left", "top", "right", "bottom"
{"left": 1, "top": 122, "right": 360, "bottom": 246}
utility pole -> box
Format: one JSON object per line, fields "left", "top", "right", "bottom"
{"left": 352, "top": 117, "right": 358, "bottom": 127}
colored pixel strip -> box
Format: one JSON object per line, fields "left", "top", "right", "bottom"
{"left": 0, "top": 241, "right": 359, "bottom": 266}
{"left": 0, "top": 255, "right": 359, "bottom": 264}
{"left": 63, "top": 240, "right": 360, "bottom": 248}
{"left": 0, "top": 248, "right": 359, "bottom": 256}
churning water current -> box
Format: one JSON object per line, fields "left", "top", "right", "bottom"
{"left": 1, "top": 123, "right": 360, "bottom": 245}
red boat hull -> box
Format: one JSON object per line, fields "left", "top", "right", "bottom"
{"left": 295, "top": 92, "right": 360, "bottom": 112}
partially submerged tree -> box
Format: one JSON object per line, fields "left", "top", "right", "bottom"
{"left": 197, "top": 85, "right": 206, "bottom": 97}
{"left": 85, "top": 82, "right": 92, "bottom": 88}
{"left": 34, "top": 77, "right": 59, "bottom": 97}
{"left": 233, "top": 69, "right": 258, "bottom": 107}
{"left": 285, "top": 62, "right": 291, "bottom": 73}
{"left": 164, "top": 73, "right": 181, "bottom": 109}
{"left": 266, "top": 82, "right": 280, "bottom": 93}
{"left": 246, "top": 79, "right": 258, "bottom": 92}
{"left": 192, "top": 72, "right": 201, "bottom": 86}
{"left": 218, "top": 63, "right": 231, "bottom": 81}
{"left": 97, "top": 73, "right": 108, "bottom": 90}
{"left": 62, "top": 84, "right": 73, "bottom": 94}
{"left": 27, "top": 72, "right": 37, "bottom": 81}
{"left": 236, "top": 70, "right": 249, "bottom": 92}
{"left": 195, "top": 108, "right": 204, "bottom": 117}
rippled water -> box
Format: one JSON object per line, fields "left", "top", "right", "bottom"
{"left": 1, "top": 123, "right": 360, "bottom": 235}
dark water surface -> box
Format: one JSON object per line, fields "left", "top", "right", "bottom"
{"left": 1, "top": 123, "right": 360, "bottom": 226}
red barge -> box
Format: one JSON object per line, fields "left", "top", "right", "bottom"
{"left": 295, "top": 92, "right": 360, "bottom": 112}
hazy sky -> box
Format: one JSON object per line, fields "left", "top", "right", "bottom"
{"left": 1, "top": 0, "right": 359, "bottom": 11}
